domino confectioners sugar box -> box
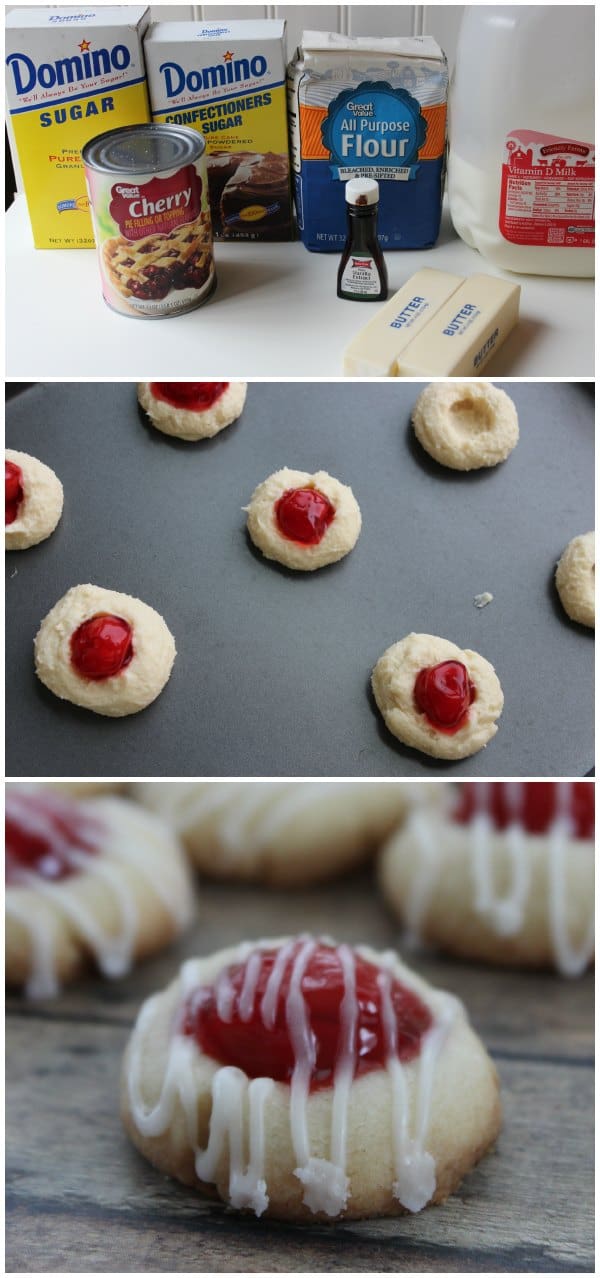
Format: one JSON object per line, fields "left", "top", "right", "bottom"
{"left": 6, "top": 6, "right": 151, "bottom": 248}
{"left": 144, "top": 20, "right": 293, "bottom": 240}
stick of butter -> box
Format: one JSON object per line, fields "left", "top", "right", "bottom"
{"left": 342, "top": 268, "right": 464, "bottom": 377}
{"left": 395, "top": 273, "right": 521, "bottom": 377}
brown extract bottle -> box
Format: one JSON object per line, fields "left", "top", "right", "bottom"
{"left": 337, "top": 177, "right": 388, "bottom": 302}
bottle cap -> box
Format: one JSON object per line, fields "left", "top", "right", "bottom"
{"left": 345, "top": 177, "right": 379, "bottom": 205}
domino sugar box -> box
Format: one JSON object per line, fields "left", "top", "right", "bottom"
{"left": 144, "top": 19, "right": 293, "bottom": 240}
{"left": 6, "top": 6, "right": 151, "bottom": 248}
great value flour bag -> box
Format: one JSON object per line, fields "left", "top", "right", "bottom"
{"left": 287, "top": 31, "right": 448, "bottom": 252}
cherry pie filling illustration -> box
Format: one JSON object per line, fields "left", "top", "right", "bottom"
{"left": 454, "top": 782, "right": 595, "bottom": 840}
{"left": 414, "top": 660, "right": 476, "bottom": 734}
{"left": 149, "top": 383, "right": 229, "bottom": 412}
{"left": 5, "top": 460, "right": 24, "bottom": 526}
{"left": 70, "top": 614, "right": 134, "bottom": 681}
{"left": 275, "top": 488, "right": 336, "bottom": 546}
{"left": 5, "top": 791, "right": 102, "bottom": 885}
{"left": 182, "top": 942, "right": 432, "bottom": 1090}
{"left": 114, "top": 225, "right": 211, "bottom": 303}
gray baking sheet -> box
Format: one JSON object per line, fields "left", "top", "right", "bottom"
{"left": 5, "top": 381, "right": 594, "bottom": 778}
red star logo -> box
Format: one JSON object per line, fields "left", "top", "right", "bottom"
{"left": 223, "top": 50, "right": 234, "bottom": 62}
{"left": 78, "top": 39, "right": 91, "bottom": 52}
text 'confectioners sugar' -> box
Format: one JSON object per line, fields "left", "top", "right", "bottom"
{"left": 143, "top": 20, "right": 293, "bottom": 241}
{"left": 5, "top": 6, "right": 151, "bottom": 248}
{"left": 287, "top": 31, "right": 448, "bottom": 253}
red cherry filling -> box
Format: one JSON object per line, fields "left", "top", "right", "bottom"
{"left": 5, "top": 791, "right": 102, "bottom": 885}
{"left": 182, "top": 942, "right": 432, "bottom": 1090}
{"left": 149, "top": 383, "right": 229, "bottom": 411}
{"left": 275, "top": 487, "right": 336, "bottom": 546}
{"left": 70, "top": 614, "right": 133, "bottom": 681}
{"left": 454, "top": 782, "right": 594, "bottom": 841}
{"left": 5, "top": 460, "right": 24, "bottom": 526}
{"left": 414, "top": 660, "right": 476, "bottom": 734}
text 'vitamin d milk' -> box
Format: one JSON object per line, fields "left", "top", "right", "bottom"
{"left": 448, "top": 5, "right": 594, "bottom": 277}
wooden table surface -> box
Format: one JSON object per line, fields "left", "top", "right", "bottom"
{"left": 6, "top": 871, "right": 594, "bottom": 1274}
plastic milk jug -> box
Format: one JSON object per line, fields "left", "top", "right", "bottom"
{"left": 447, "top": 6, "right": 594, "bottom": 276}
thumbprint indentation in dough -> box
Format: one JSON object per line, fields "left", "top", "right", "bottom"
{"left": 450, "top": 395, "right": 494, "bottom": 434}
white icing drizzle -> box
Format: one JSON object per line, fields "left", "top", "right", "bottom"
{"left": 158, "top": 782, "right": 353, "bottom": 864}
{"left": 402, "top": 808, "right": 441, "bottom": 948}
{"left": 261, "top": 938, "right": 298, "bottom": 1029}
{"left": 238, "top": 950, "right": 263, "bottom": 1023}
{"left": 126, "top": 939, "right": 457, "bottom": 1218}
{"left": 5, "top": 790, "right": 190, "bottom": 998}
{"left": 4, "top": 892, "right": 61, "bottom": 1000}
{"left": 403, "top": 783, "right": 594, "bottom": 976}
{"left": 194, "top": 1071, "right": 274, "bottom": 1215}
{"left": 128, "top": 957, "right": 275, "bottom": 1217}
{"left": 378, "top": 966, "right": 455, "bottom": 1213}
{"left": 547, "top": 783, "right": 596, "bottom": 977}
{"left": 470, "top": 783, "right": 531, "bottom": 937}
{"left": 214, "top": 955, "right": 243, "bottom": 1024}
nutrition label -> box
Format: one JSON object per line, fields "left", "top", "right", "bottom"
{"left": 505, "top": 173, "right": 594, "bottom": 217}
{"left": 499, "top": 130, "right": 594, "bottom": 248}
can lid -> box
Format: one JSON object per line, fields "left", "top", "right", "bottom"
{"left": 345, "top": 177, "right": 379, "bottom": 205}
{"left": 82, "top": 124, "right": 205, "bottom": 175}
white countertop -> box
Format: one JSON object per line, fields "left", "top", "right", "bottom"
{"left": 6, "top": 194, "right": 594, "bottom": 379}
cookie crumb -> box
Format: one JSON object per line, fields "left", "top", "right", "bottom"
{"left": 474, "top": 592, "right": 494, "bottom": 609}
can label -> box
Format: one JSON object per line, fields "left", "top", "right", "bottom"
{"left": 85, "top": 157, "right": 215, "bottom": 317}
{"left": 499, "top": 129, "right": 595, "bottom": 248}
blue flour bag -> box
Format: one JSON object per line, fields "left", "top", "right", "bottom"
{"left": 287, "top": 31, "right": 448, "bottom": 252}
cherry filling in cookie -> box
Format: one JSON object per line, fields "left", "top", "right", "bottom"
{"left": 70, "top": 614, "right": 134, "bottom": 681}
{"left": 5, "top": 790, "right": 101, "bottom": 885}
{"left": 453, "top": 781, "right": 594, "bottom": 840}
{"left": 149, "top": 383, "right": 229, "bottom": 412}
{"left": 414, "top": 661, "right": 476, "bottom": 734}
{"left": 182, "top": 941, "right": 432, "bottom": 1090}
{"left": 275, "top": 488, "right": 336, "bottom": 546}
{"left": 5, "top": 460, "right": 24, "bottom": 526}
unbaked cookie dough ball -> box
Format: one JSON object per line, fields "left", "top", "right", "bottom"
{"left": 412, "top": 382, "right": 519, "bottom": 471}
{"left": 6, "top": 449, "right": 63, "bottom": 550}
{"left": 131, "top": 781, "right": 440, "bottom": 885}
{"left": 372, "top": 633, "right": 503, "bottom": 761}
{"left": 121, "top": 937, "right": 501, "bottom": 1220}
{"left": 379, "top": 781, "right": 594, "bottom": 976}
{"left": 137, "top": 382, "right": 247, "bottom": 441}
{"left": 555, "top": 532, "right": 594, "bottom": 628}
{"left": 245, "top": 468, "right": 362, "bottom": 571}
{"left": 34, "top": 583, "right": 176, "bottom": 717}
{"left": 6, "top": 785, "right": 194, "bottom": 998}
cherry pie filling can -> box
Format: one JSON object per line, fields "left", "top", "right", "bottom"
{"left": 82, "top": 124, "right": 216, "bottom": 318}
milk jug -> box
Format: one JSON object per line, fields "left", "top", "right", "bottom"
{"left": 447, "top": 6, "right": 594, "bottom": 276}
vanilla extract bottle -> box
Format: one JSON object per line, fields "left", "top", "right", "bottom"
{"left": 337, "top": 178, "right": 388, "bottom": 302}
